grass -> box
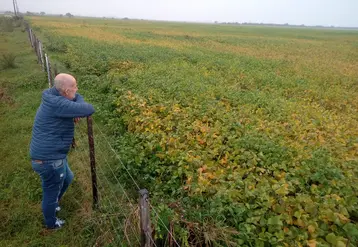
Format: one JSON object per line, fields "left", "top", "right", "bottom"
{"left": 0, "top": 22, "right": 132, "bottom": 247}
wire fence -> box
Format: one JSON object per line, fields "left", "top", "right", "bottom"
{"left": 23, "top": 20, "right": 181, "bottom": 247}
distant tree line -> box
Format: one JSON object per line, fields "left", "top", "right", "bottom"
{"left": 1, "top": 11, "right": 74, "bottom": 18}
{"left": 215, "top": 21, "right": 338, "bottom": 29}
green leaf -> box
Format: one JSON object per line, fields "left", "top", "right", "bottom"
{"left": 294, "top": 210, "right": 302, "bottom": 219}
{"left": 326, "top": 233, "right": 337, "bottom": 245}
{"left": 267, "top": 216, "right": 283, "bottom": 226}
{"left": 255, "top": 239, "right": 265, "bottom": 247}
{"left": 343, "top": 223, "right": 358, "bottom": 237}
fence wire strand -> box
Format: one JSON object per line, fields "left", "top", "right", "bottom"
{"left": 75, "top": 122, "right": 140, "bottom": 246}
{"left": 71, "top": 130, "right": 128, "bottom": 245}
{"left": 92, "top": 119, "right": 181, "bottom": 247}
{"left": 149, "top": 204, "right": 181, "bottom": 247}
{"left": 92, "top": 120, "right": 141, "bottom": 191}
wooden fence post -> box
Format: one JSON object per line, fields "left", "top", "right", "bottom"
{"left": 33, "top": 35, "right": 37, "bottom": 54}
{"left": 29, "top": 28, "right": 34, "bottom": 47}
{"left": 32, "top": 32, "right": 36, "bottom": 49}
{"left": 87, "top": 116, "right": 98, "bottom": 209}
{"left": 139, "top": 189, "right": 153, "bottom": 247}
{"left": 169, "top": 221, "right": 174, "bottom": 247}
{"left": 35, "top": 39, "right": 41, "bottom": 64}
{"left": 38, "top": 41, "right": 44, "bottom": 71}
{"left": 27, "top": 26, "right": 32, "bottom": 46}
{"left": 54, "top": 64, "right": 58, "bottom": 77}
{"left": 45, "top": 53, "right": 53, "bottom": 88}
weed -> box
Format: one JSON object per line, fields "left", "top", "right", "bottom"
{"left": 1, "top": 53, "right": 16, "bottom": 69}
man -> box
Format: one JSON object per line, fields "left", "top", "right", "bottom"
{"left": 30, "top": 73, "right": 95, "bottom": 229}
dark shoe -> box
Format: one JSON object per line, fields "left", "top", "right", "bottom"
{"left": 47, "top": 218, "right": 65, "bottom": 230}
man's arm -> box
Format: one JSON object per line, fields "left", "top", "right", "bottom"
{"left": 54, "top": 98, "right": 95, "bottom": 118}
{"left": 74, "top": 93, "right": 85, "bottom": 103}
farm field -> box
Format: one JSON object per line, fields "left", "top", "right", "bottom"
{"left": 29, "top": 16, "right": 358, "bottom": 246}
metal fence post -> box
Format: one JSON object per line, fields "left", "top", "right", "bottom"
{"left": 139, "top": 189, "right": 153, "bottom": 247}
{"left": 87, "top": 116, "right": 98, "bottom": 209}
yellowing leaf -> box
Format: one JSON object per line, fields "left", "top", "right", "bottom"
{"left": 307, "top": 239, "right": 317, "bottom": 247}
{"left": 336, "top": 241, "right": 346, "bottom": 247}
{"left": 308, "top": 225, "right": 315, "bottom": 234}
{"left": 275, "top": 183, "right": 289, "bottom": 196}
{"left": 335, "top": 213, "right": 350, "bottom": 223}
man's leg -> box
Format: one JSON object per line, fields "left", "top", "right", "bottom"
{"left": 32, "top": 159, "right": 65, "bottom": 228}
{"left": 58, "top": 158, "right": 74, "bottom": 202}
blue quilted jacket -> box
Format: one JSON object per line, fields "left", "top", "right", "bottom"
{"left": 30, "top": 87, "right": 95, "bottom": 160}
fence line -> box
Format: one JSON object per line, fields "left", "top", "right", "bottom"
{"left": 74, "top": 126, "right": 139, "bottom": 246}
{"left": 93, "top": 119, "right": 176, "bottom": 246}
{"left": 24, "top": 20, "right": 179, "bottom": 247}
{"left": 80, "top": 128, "right": 144, "bottom": 245}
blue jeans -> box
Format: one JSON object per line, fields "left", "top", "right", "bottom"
{"left": 31, "top": 158, "right": 74, "bottom": 228}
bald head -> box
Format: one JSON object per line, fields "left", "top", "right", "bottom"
{"left": 54, "top": 73, "right": 78, "bottom": 100}
{"left": 54, "top": 73, "right": 76, "bottom": 92}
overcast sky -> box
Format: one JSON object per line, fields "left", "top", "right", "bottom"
{"left": 1, "top": 0, "right": 357, "bottom": 27}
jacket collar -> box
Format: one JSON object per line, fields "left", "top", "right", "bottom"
{"left": 48, "top": 86, "right": 61, "bottom": 96}
{"left": 47, "top": 86, "right": 76, "bottom": 102}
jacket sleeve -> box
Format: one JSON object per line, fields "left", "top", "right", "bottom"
{"left": 74, "top": 93, "right": 85, "bottom": 103}
{"left": 54, "top": 98, "right": 95, "bottom": 118}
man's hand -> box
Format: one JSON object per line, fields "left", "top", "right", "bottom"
{"left": 74, "top": 117, "right": 81, "bottom": 124}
